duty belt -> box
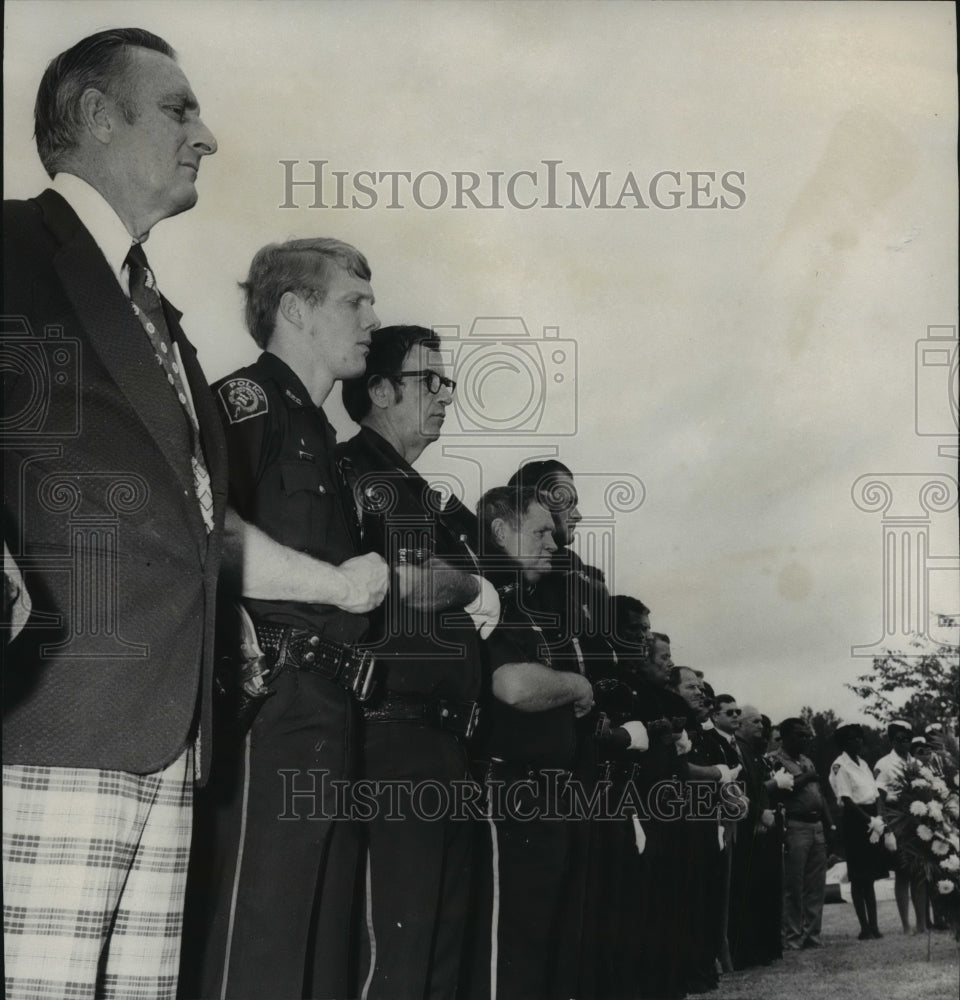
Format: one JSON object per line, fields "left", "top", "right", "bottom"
{"left": 255, "top": 622, "right": 377, "bottom": 702}
{"left": 362, "top": 692, "right": 480, "bottom": 739}
{"left": 479, "top": 757, "right": 574, "bottom": 785}
{"left": 786, "top": 810, "right": 823, "bottom": 824}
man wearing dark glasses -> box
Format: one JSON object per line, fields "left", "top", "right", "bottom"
{"left": 340, "top": 325, "right": 499, "bottom": 1000}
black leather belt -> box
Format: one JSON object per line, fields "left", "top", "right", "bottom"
{"left": 479, "top": 758, "right": 574, "bottom": 785}
{"left": 786, "top": 810, "right": 823, "bottom": 824}
{"left": 362, "top": 692, "right": 480, "bottom": 739}
{"left": 256, "top": 622, "right": 377, "bottom": 702}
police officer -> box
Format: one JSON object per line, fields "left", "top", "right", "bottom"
{"left": 506, "top": 460, "right": 623, "bottom": 998}
{"left": 465, "top": 485, "right": 603, "bottom": 1000}
{"left": 186, "top": 238, "right": 389, "bottom": 1000}
{"left": 339, "top": 325, "right": 499, "bottom": 1000}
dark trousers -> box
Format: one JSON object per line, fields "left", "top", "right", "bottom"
{"left": 181, "top": 669, "right": 359, "bottom": 1000}
{"left": 465, "top": 782, "right": 578, "bottom": 1000}
{"left": 581, "top": 798, "right": 643, "bottom": 1000}
{"left": 636, "top": 817, "right": 690, "bottom": 1000}
{"left": 358, "top": 723, "right": 473, "bottom": 1000}
{"left": 683, "top": 821, "right": 725, "bottom": 991}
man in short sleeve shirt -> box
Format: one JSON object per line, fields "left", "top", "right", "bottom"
{"left": 769, "top": 718, "right": 834, "bottom": 950}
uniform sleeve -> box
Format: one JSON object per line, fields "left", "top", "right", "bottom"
{"left": 484, "top": 623, "right": 540, "bottom": 673}
{"left": 211, "top": 376, "right": 273, "bottom": 517}
{"left": 829, "top": 756, "right": 855, "bottom": 800}
{"left": 873, "top": 756, "right": 896, "bottom": 794}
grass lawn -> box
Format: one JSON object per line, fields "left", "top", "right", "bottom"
{"left": 714, "top": 898, "right": 959, "bottom": 1000}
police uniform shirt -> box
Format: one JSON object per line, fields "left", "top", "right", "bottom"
{"left": 337, "top": 426, "right": 482, "bottom": 703}
{"left": 829, "top": 752, "right": 879, "bottom": 805}
{"left": 213, "top": 352, "right": 364, "bottom": 644}
{"left": 480, "top": 585, "right": 580, "bottom": 768}
{"left": 874, "top": 750, "right": 913, "bottom": 797}
{"left": 530, "top": 548, "right": 617, "bottom": 681}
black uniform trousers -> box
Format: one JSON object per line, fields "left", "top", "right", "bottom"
{"left": 183, "top": 669, "right": 359, "bottom": 1000}
{"left": 466, "top": 779, "right": 578, "bottom": 1000}
{"left": 358, "top": 723, "right": 473, "bottom": 1000}
{"left": 584, "top": 780, "right": 644, "bottom": 1000}
{"left": 682, "top": 819, "right": 725, "bottom": 991}
{"left": 635, "top": 814, "right": 691, "bottom": 1000}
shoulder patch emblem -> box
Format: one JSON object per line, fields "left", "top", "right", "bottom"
{"left": 218, "top": 378, "right": 268, "bottom": 423}
{"left": 831, "top": 761, "right": 841, "bottom": 774}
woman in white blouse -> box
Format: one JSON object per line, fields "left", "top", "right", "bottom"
{"left": 829, "top": 724, "right": 889, "bottom": 940}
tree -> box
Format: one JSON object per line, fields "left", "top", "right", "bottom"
{"left": 846, "top": 639, "right": 959, "bottom": 733}
{"left": 799, "top": 705, "right": 843, "bottom": 782}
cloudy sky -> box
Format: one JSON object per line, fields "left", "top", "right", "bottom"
{"left": 4, "top": 0, "right": 957, "bottom": 725}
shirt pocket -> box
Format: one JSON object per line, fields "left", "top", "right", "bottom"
{"left": 279, "top": 459, "right": 335, "bottom": 552}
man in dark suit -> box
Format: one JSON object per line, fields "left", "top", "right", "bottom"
{"left": 2, "top": 28, "right": 389, "bottom": 1000}
{"left": 2, "top": 29, "right": 223, "bottom": 999}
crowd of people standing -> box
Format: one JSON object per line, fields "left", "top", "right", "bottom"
{"left": 4, "top": 25, "right": 957, "bottom": 1000}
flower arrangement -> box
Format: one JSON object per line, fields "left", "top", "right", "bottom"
{"left": 884, "top": 732, "right": 960, "bottom": 931}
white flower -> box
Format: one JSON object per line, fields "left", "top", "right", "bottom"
{"left": 912, "top": 778, "right": 931, "bottom": 790}
{"left": 910, "top": 800, "right": 929, "bottom": 817}
{"left": 932, "top": 779, "right": 949, "bottom": 798}
{"left": 883, "top": 831, "right": 898, "bottom": 852}
{"left": 869, "top": 831, "right": 880, "bottom": 845}
{"left": 932, "top": 839, "right": 950, "bottom": 856}
{"left": 927, "top": 801, "right": 944, "bottom": 822}
{"left": 940, "top": 855, "right": 960, "bottom": 873}
{"left": 919, "top": 766, "right": 935, "bottom": 782}
{"left": 917, "top": 824, "right": 934, "bottom": 841}
{"left": 937, "top": 880, "right": 955, "bottom": 895}
{"left": 867, "top": 815, "right": 885, "bottom": 836}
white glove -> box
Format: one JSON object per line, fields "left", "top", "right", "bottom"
{"left": 883, "top": 831, "right": 898, "bottom": 852}
{"left": 716, "top": 764, "right": 743, "bottom": 784}
{"left": 675, "top": 729, "right": 692, "bottom": 755}
{"left": 632, "top": 815, "right": 647, "bottom": 854}
{"left": 622, "top": 720, "right": 649, "bottom": 752}
{"left": 772, "top": 768, "right": 795, "bottom": 790}
{"left": 464, "top": 575, "right": 501, "bottom": 639}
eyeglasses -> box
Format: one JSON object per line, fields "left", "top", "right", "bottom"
{"left": 391, "top": 370, "right": 457, "bottom": 395}
{"left": 721, "top": 709, "right": 742, "bottom": 717}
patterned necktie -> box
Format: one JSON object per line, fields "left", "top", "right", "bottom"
{"left": 125, "top": 243, "right": 214, "bottom": 533}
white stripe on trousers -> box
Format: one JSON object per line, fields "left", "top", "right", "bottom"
{"left": 360, "top": 852, "right": 377, "bottom": 1000}
{"left": 486, "top": 795, "right": 501, "bottom": 1000}
{"left": 219, "top": 729, "right": 253, "bottom": 1000}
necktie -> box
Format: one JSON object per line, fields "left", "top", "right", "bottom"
{"left": 125, "top": 243, "right": 214, "bottom": 533}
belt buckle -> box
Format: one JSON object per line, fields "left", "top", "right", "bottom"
{"left": 349, "top": 649, "right": 377, "bottom": 702}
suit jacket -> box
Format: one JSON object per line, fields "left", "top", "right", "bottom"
{"left": 2, "top": 189, "right": 227, "bottom": 778}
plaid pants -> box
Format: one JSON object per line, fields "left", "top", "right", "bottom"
{"left": 3, "top": 749, "right": 193, "bottom": 1000}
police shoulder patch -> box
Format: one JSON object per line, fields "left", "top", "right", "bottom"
{"left": 218, "top": 377, "right": 268, "bottom": 423}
